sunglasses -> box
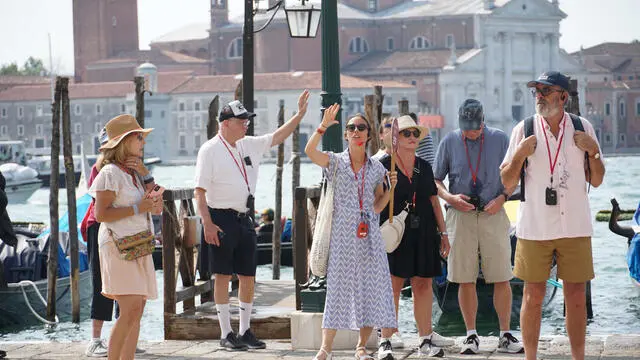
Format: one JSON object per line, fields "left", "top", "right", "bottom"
{"left": 400, "top": 129, "right": 421, "bottom": 138}
{"left": 131, "top": 133, "right": 144, "bottom": 141}
{"left": 531, "top": 87, "right": 563, "bottom": 97}
{"left": 346, "top": 123, "right": 368, "bottom": 132}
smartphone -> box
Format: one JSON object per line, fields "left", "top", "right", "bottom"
{"left": 146, "top": 185, "right": 165, "bottom": 199}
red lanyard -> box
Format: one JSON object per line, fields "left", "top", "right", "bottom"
{"left": 116, "top": 164, "right": 138, "bottom": 188}
{"left": 349, "top": 152, "right": 367, "bottom": 215}
{"left": 540, "top": 115, "right": 566, "bottom": 185}
{"left": 463, "top": 133, "right": 484, "bottom": 186}
{"left": 220, "top": 135, "right": 250, "bottom": 192}
{"left": 396, "top": 155, "right": 416, "bottom": 206}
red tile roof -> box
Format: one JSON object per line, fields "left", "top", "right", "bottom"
{"left": 343, "top": 50, "right": 468, "bottom": 73}
{"left": 90, "top": 49, "right": 207, "bottom": 66}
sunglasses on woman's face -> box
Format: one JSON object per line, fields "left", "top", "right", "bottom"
{"left": 400, "top": 129, "right": 421, "bottom": 138}
{"left": 346, "top": 123, "right": 368, "bottom": 132}
{"left": 132, "top": 133, "right": 144, "bottom": 141}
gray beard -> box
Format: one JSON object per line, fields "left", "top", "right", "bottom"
{"left": 536, "top": 103, "right": 561, "bottom": 118}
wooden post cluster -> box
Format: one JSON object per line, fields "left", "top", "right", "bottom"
{"left": 272, "top": 103, "right": 285, "bottom": 280}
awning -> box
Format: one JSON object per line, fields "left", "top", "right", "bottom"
{"left": 418, "top": 115, "right": 444, "bottom": 130}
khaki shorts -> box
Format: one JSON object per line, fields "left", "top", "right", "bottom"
{"left": 445, "top": 208, "right": 513, "bottom": 284}
{"left": 514, "top": 237, "right": 594, "bottom": 283}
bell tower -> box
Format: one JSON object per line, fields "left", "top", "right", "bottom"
{"left": 210, "top": 0, "right": 229, "bottom": 29}
{"left": 72, "top": 0, "right": 139, "bottom": 82}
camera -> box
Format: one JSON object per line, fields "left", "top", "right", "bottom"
{"left": 467, "top": 194, "right": 483, "bottom": 211}
{"left": 246, "top": 194, "right": 255, "bottom": 210}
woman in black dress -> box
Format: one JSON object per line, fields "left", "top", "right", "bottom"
{"left": 379, "top": 115, "right": 452, "bottom": 355}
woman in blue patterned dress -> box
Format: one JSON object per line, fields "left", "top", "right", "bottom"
{"left": 305, "top": 104, "right": 398, "bottom": 360}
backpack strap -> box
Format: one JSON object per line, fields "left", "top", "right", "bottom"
{"left": 568, "top": 113, "right": 591, "bottom": 193}
{"left": 520, "top": 116, "right": 535, "bottom": 201}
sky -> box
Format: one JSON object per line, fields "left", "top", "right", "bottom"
{"left": 0, "top": 0, "right": 638, "bottom": 75}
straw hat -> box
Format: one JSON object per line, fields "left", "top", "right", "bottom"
{"left": 99, "top": 114, "right": 153, "bottom": 150}
{"left": 383, "top": 115, "right": 428, "bottom": 146}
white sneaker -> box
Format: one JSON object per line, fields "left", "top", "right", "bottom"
{"left": 429, "top": 331, "right": 454, "bottom": 347}
{"left": 390, "top": 332, "right": 404, "bottom": 349}
{"left": 418, "top": 338, "right": 444, "bottom": 358}
{"left": 497, "top": 333, "right": 524, "bottom": 354}
{"left": 85, "top": 339, "right": 108, "bottom": 357}
{"left": 377, "top": 339, "right": 394, "bottom": 360}
{"left": 459, "top": 334, "right": 479, "bottom": 355}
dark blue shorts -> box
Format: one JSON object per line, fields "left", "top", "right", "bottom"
{"left": 202, "top": 208, "right": 257, "bottom": 276}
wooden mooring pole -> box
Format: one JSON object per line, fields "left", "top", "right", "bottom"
{"left": 398, "top": 99, "right": 409, "bottom": 116}
{"left": 207, "top": 95, "right": 219, "bottom": 140}
{"left": 61, "top": 77, "right": 80, "bottom": 323}
{"left": 272, "top": 103, "right": 284, "bottom": 280}
{"left": 46, "top": 77, "right": 63, "bottom": 322}
{"left": 364, "top": 95, "right": 377, "bottom": 155}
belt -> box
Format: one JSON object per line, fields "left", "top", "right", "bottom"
{"left": 214, "top": 208, "right": 251, "bottom": 218}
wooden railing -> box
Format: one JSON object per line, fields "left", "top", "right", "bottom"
{"left": 292, "top": 185, "right": 321, "bottom": 310}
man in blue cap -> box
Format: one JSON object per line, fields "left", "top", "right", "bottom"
{"left": 434, "top": 99, "right": 523, "bottom": 355}
{"left": 501, "top": 71, "right": 604, "bottom": 360}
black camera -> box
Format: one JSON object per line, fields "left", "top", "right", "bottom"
{"left": 545, "top": 187, "right": 557, "bottom": 206}
{"left": 468, "top": 194, "right": 483, "bottom": 211}
{"left": 246, "top": 194, "right": 255, "bottom": 210}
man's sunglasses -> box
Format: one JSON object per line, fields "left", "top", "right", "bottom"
{"left": 400, "top": 129, "right": 421, "bottom": 138}
{"left": 346, "top": 124, "right": 369, "bottom": 132}
{"left": 531, "top": 87, "right": 563, "bottom": 97}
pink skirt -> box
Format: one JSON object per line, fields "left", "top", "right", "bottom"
{"left": 98, "top": 228, "right": 158, "bottom": 300}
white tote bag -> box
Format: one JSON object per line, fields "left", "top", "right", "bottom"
{"left": 380, "top": 208, "right": 409, "bottom": 253}
{"left": 309, "top": 160, "right": 338, "bottom": 277}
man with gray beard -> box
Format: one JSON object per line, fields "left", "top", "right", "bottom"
{"left": 500, "top": 71, "right": 605, "bottom": 360}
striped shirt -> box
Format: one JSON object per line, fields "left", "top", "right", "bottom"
{"left": 416, "top": 134, "right": 436, "bottom": 167}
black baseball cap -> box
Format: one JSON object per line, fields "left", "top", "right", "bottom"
{"left": 527, "top": 71, "right": 570, "bottom": 92}
{"left": 219, "top": 100, "right": 256, "bottom": 122}
{"left": 458, "top": 99, "right": 484, "bottom": 131}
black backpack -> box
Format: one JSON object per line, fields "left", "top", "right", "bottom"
{"left": 519, "top": 113, "right": 589, "bottom": 201}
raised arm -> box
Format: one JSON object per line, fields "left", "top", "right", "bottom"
{"left": 304, "top": 103, "right": 340, "bottom": 168}
{"left": 271, "top": 90, "right": 310, "bottom": 146}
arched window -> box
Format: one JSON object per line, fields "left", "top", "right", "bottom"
{"left": 227, "top": 38, "right": 243, "bottom": 59}
{"left": 348, "top": 37, "right": 369, "bottom": 53}
{"left": 409, "top": 36, "right": 430, "bottom": 50}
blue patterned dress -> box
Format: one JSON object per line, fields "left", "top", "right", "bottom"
{"left": 322, "top": 151, "right": 397, "bottom": 330}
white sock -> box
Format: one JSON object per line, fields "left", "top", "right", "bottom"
{"left": 466, "top": 329, "right": 478, "bottom": 337}
{"left": 238, "top": 301, "right": 252, "bottom": 336}
{"left": 215, "top": 303, "right": 232, "bottom": 339}
{"left": 91, "top": 337, "right": 101, "bottom": 343}
{"left": 420, "top": 333, "right": 432, "bottom": 341}
{"left": 499, "top": 331, "right": 509, "bottom": 338}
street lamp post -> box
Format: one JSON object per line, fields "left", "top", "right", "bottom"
{"left": 320, "top": 0, "right": 342, "bottom": 152}
{"left": 242, "top": 0, "right": 321, "bottom": 136}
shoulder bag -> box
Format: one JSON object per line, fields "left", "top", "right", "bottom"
{"left": 309, "top": 159, "right": 338, "bottom": 277}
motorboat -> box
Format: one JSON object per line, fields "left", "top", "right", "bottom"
{"left": 0, "top": 163, "right": 43, "bottom": 203}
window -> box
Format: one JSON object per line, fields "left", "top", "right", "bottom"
{"left": 446, "top": 34, "right": 455, "bottom": 48}
{"left": 617, "top": 75, "right": 622, "bottom": 81}
{"left": 411, "top": 80, "right": 417, "bottom": 86}
{"left": 74, "top": 123, "right": 82, "bottom": 134}
{"left": 368, "top": 0, "right": 377, "bottom": 11}
{"left": 112, "top": 16, "right": 117, "bottom": 27}
{"left": 144, "top": 110, "right": 152, "bottom": 118}
{"left": 94, "top": 122, "right": 102, "bottom": 133}
{"left": 18, "top": 107, "right": 24, "bottom": 118}
{"left": 604, "top": 133, "right": 612, "bottom": 144}
{"left": 76, "top": 144, "right": 81, "bottom": 154}
{"left": 179, "top": 101, "right": 185, "bottom": 112}
{"left": 348, "top": 37, "right": 369, "bottom": 53}
{"left": 193, "top": 115, "right": 202, "bottom": 130}
{"left": 636, "top": 101, "right": 640, "bottom": 116}
{"left": 619, "top": 133, "right": 626, "bottom": 143}
{"left": 409, "top": 36, "right": 430, "bottom": 50}
{"left": 161, "top": 110, "right": 166, "bottom": 118}
{"left": 194, "top": 101, "right": 201, "bottom": 111}
{"left": 194, "top": 134, "right": 201, "bottom": 148}
{"left": 74, "top": 104, "right": 81, "bottom": 115}
{"left": 34, "top": 138, "right": 45, "bottom": 148}
{"left": 605, "top": 102, "right": 611, "bottom": 116}
{"left": 0, "top": 126, "right": 7, "bottom": 137}
{"left": 387, "top": 37, "right": 394, "bottom": 51}
{"left": 36, "top": 105, "right": 43, "bottom": 117}
{"left": 0, "top": 108, "right": 6, "bottom": 118}
{"left": 228, "top": 37, "right": 243, "bottom": 59}
{"left": 620, "top": 101, "right": 626, "bottom": 117}
{"left": 179, "top": 134, "right": 186, "bottom": 149}
{"left": 95, "top": 104, "right": 102, "bottom": 115}
{"left": 254, "top": 100, "right": 259, "bottom": 109}
{"left": 178, "top": 116, "right": 186, "bottom": 130}
{"left": 36, "top": 124, "right": 43, "bottom": 135}
{"left": 636, "top": 134, "right": 640, "bottom": 143}
{"left": 120, "top": 104, "right": 126, "bottom": 113}
{"left": 630, "top": 76, "right": 634, "bottom": 80}
{"left": 17, "top": 125, "right": 24, "bottom": 136}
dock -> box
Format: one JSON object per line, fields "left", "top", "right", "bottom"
{"left": 2, "top": 335, "right": 640, "bottom": 359}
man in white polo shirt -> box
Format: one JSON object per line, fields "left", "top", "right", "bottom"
{"left": 500, "top": 71, "right": 605, "bottom": 360}
{"left": 194, "top": 90, "right": 309, "bottom": 351}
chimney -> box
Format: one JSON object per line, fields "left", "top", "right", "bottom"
{"left": 484, "top": 0, "right": 496, "bottom": 10}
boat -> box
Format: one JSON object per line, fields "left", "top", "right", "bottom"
{"left": 0, "top": 163, "right": 43, "bottom": 203}
{"left": 608, "top": 198, "right": 640, "bottom": 289}
{"left": 27, "top": 155, "right": 82, "bottom": 188}
{"left": 0, "top": 141, "right": 28, "bottom": 166}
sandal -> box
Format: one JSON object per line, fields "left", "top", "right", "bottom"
{"left": 313, "top": 347, "right": 332, "bottom": 360}
{"left": 355, "top": 346, "right": 374, "bottom": 359}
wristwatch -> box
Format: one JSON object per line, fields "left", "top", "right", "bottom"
{"left": 439, "top": 231, "right": 448, "bottom": 237}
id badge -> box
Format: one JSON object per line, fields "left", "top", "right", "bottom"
{"left": 357, "top": 221, "right": 369, "bottom": 238}
{"left": 409, "top": 213, "right": 420, "bottom": 229}
{"left": 545, "top": 187, "right": 557, "bottom": 206}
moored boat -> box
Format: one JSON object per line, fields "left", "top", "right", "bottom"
{"left": 0, "top": 163, "right": 43, "bottom": 203}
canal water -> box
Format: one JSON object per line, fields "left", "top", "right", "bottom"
{"left": 2, "top": 157, "right": 639, "bottom": 341}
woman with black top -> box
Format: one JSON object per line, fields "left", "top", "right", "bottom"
{"left": 379, "top": 115, "right": 452, "bottom": 356}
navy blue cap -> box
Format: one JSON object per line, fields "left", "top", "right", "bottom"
{"left": 458, "top": 99, "right": 484, "bottom": 131}
{"left": 527, "top": 71, "right": 570, "bottom": 92}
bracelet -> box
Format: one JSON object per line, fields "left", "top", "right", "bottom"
{"left": 142, "top": 172, "right": 152, "bottom": 181}
{"left": 501, "top": 192, "right": 509, "bottom": 201}
{"left": 316, "top": 127, "right": 326, "bottom": 135}
{"left": 143, "top": 176, "right": 155, "bottom": 184}
{"left": 439, "top": 231, "right": 448, "bottom": 236}
{"left": 132, "top": 204, "right": 139, "bottom": 215}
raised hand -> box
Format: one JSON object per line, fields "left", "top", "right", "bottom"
{"left": 320, "top": 103, "right": 340, "bottom": 130}
{"left": 517, "top": 135, "right": 537, "bottom": 158}
{"left": 297, "top": 89, "right": 310, "bottom": 118}
{"left": 574, "top": 131, "right": 598, "bottom": 157}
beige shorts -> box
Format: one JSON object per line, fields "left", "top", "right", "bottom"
{"left": 445, "top": 207, "right": 513, "bottom": 284}
{"left": 514, "top": 237, "right": 594, "bottom": 283}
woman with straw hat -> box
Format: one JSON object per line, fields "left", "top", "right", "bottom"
{"left": 379, "top": 115, "right": 452, "bottom": 357}
{"left": 89, "top": 114, "right": 162, "bottom": 359}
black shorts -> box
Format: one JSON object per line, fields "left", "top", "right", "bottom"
{"left": 201, "top": 208, "right": 257, "bottom": 276}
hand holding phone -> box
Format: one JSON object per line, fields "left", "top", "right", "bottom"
{"left": 146, "top": 185, "right": 165, "bottom": 199}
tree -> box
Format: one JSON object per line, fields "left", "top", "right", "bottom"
{"left": 0, "top": 57, "right": 48, "bottom": 76}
